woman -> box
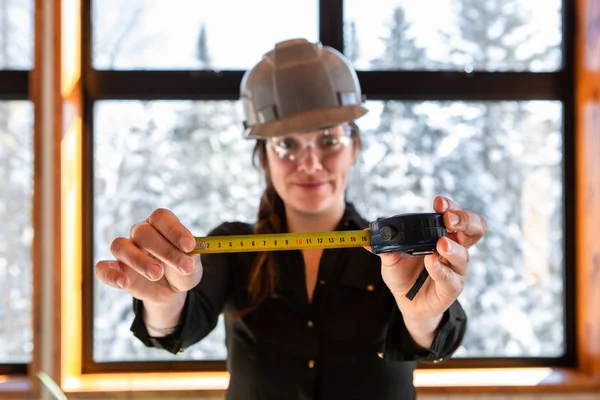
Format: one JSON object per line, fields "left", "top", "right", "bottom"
{"left": 95, "top": 39, "right": 487, "bottom": 400}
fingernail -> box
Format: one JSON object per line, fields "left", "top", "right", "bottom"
{"left": 179, "top": 257, "right": 194, "bottom": 274}
{"left": 147, "top": 264, "right": 162, "bottom": 280}
{"left": 116, "top": 277, "right": 124, "bottom": 288}
{"left": 445, "top": 239, "right": 453, "bottom": 253}
{"left": 181, "top": 237, "right": 196, "bottom": 253}
{"left": 441, "top": 197, "right": 449, "bottom": 210}
{"left": 448, "top": 212, "right": 459, "bottom": 227}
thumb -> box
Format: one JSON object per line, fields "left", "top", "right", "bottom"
{"left": 363, "top": 226, "right": 405, "bottom": 266}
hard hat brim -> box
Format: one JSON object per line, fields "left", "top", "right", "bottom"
{"left": 244, "top": 105, "right": 368, "bottom": 139}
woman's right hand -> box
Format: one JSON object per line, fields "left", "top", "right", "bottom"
{"left": 95, "top": 208, "right": 202, "bottom": 308}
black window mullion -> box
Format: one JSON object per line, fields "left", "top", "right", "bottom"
{"left": 88, "top": 70, "right": 243, "bottom": 101}
{"left": 89, "top": 70, "right": 562, "bottom": 102}
{"left": 81, "top": 0, "right": 95, "bottom": 376}
{"left": 320, "top": 0, "right": 344, "bottom": 52}
{"left": 0, "top": 364, "right": 27, "bottom": 375}
{"left": 0, "top": 71, "right": 29, "bottom": 100}
{"left": 82, "top": 0, "right": 93, "bottom": 79}
{"left": 359, "top": 71, "right": 562, "bottom": 101}
{"left": 560, "top": 0, "right": 577, "bottom": 368}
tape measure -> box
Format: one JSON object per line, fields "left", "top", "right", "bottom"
{"left": 191, "top": 213, "right": 446, "bottom": 256}
{"left": 190, "top": 213, "right": 446, "bottom": 301}
{"left": 191, "top": 230, "right": 369, "bottom": 254}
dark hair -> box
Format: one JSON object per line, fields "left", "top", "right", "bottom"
{"left": 241, "top": 123, "right": 362, "bottom": 315}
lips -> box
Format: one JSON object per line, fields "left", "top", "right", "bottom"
{"left": 294, "top": 181, "right": 328, "bottom": 189}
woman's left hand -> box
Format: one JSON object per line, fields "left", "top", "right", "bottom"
{"left": 372, "top": 196, "right": 487, "bottom": 321}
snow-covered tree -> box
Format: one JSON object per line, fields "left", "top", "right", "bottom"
{"left": 196, "top": 23, "right": 211, "bottom": 69}
{"left": 369, "top": 7, "right": 427, "bottom": 70}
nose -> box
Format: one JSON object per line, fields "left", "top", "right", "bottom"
{"left": 296, "top": 146, "right": 323, "bottom": 174}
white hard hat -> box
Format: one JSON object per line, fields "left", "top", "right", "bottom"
{"left": 240, "top": 38, "right": 368, "bottom": 139}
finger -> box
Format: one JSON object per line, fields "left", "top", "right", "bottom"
{"left": 95, "top": 259, "right": 134, "bottom": 289}
{"left": 130, "top": 222, "right": 196, "bottom": 275}
{"left": 147, "top": 208, "right": 196, "bottom": 253}
{"left": 362, "top": 228, "right": 376, "bottom": 254}
{"left": 436, "top": 236, "right": 469, "bottom": 277}
{"left": 434, "top": 196, "right": 461, "bottom": 213}
{"left": 110, "top": 237, "right": 164, "bottom": 281}
{"left": 377, "top": 251, "right": 405, "bottom": 267}
{"left": 161, "top": 253, "right": 204, "bottom": 293}
{"left": 363, "top": 243, "right": 406, "bottom": 268}
{"left": 423, "top": 252, "right": 464, "bottom": 299}
{"left": 362, "top": 227, "right": 406, "bottom": 266}
{"left": 96, "top": 259, "right": 176, "bottom": 301}
{"left": 444, "top": 210, "right": 488, "bottom": 245}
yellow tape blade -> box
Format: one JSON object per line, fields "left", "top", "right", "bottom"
{"left": 191, "top": 230, "right": 370, "bottom": 254}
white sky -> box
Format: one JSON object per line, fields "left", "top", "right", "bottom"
{"left": 92, "top": 0, "right": 562, "bottom": 70}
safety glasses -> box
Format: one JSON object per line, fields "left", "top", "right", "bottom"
{"left": 267, "top": 124, "right": 353, "bottom": 163}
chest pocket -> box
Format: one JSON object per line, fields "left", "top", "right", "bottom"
{"left": 338, "top": 249, "right": 383, "bottom": 294}
{"left": 327, "top": 249, "right": 391, "bottom": 345}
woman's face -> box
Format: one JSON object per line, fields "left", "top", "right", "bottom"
{"left": 265, "top": 124, "right": 358, "bottom": 216}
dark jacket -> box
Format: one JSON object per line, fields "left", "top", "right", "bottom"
{"left": 130, "top": 203, "right": 467, "bottom": 400}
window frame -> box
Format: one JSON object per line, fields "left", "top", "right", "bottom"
{"left": 80, "top": 0, "right": 577, "bottom": 374}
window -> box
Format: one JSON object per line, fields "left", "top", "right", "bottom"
{"left": 344, "top": 0, "right": 562, "bottom": 72}
{"left": 350, "top": 100, "right": 564, "bottom": 359}
{"left": 0, "top": 101, "right": 34, "bottom": 366}
{"left": 85, "top": 0, "right": 572, "bottom": 372}
{"left": 93, "top": 100, "right": 257, "bottom": 362}
{"left": 0, "top": 0, "right": 35, "bottom": 374}
{"left": 92, "top": 0, "right": 319, "bottom": 70}
{"left": 0, "top": 0, "right": 34, "bottom": 69}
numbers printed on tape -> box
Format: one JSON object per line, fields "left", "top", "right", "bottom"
{"left": 191, "top": 230, "right": 371, "bottom": 254}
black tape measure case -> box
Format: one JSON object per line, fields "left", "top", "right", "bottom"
{"left": 369, "top": 213, "right": 447, "bottom": 256}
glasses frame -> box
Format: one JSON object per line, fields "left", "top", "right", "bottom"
{"left": 266, "top": 123, "right": 354, "bottom": 162}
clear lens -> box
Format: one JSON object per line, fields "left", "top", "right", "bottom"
{"left": 269, "top": 124, "right": 353, "bottom": 162}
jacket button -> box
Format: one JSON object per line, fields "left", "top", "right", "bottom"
{"left": 307, "top": 320, "right": 314, "bottom": 328}
{"left": 367, "top": 284, "right": 375, "bottom": 291}
{"left": 377, "top": 352, "right": 384, "bottom": 358}
{"left": 319, "top": 280, "right": 326, "bottom": 285}
{"left": 308, "top": 360, "right": 315, "bottom": 368}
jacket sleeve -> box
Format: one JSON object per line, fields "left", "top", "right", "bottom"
{"left": 382, "top": 299, "right": 467, "bottom": 363}
{"left": 129, "top": 221, "right": 250, "bottom": 354}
